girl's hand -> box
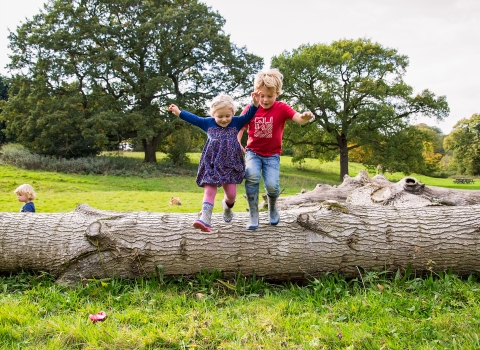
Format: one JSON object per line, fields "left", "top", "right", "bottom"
{"left": 251, "top": 90, "right": 261, "bottom": 107}
{"left": 168, "top": 104, "right": 181, "bottom": 116}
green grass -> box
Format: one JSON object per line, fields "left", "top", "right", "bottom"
{"left": 0, "top": 152, "right": 350, "bottom": 214}
{"left": 1, "top": 152, "right": 478, "bottom": 214}
{"left": 1, "top": 271, "right": 480, "bottom": 349}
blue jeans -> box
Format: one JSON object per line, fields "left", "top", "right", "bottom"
{"left": 244, "top": 149, "right": 280, "bottom": 197}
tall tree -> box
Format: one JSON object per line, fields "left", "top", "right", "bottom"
{"left": 273, "top": 39, "right": 449, "bottom": 181}
{"left": 444, "top": 114, "right": 480, "bottom": 175}
{"left": 3, "top": 0, "right": 263, "bottom": 160}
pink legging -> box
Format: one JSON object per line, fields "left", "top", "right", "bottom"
{"left": 203, "top": 184, "right": 236, "bottom": 205}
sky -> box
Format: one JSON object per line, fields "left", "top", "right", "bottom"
{"left": 1, "top": 0, "right": 479, "bottom": 134}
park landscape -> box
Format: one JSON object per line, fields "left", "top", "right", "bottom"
{"left": 0, "top": 0, "right": 480, "bottom": 348}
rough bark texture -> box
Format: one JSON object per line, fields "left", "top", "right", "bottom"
{"left": 277, "top": 171, "right": 480, "bottom": 209}
{"left": 2, "top": 171, "right": 480, "bottom": 285}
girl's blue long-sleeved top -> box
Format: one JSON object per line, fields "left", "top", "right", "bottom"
{"left": 179, "top": 103, "right": 258, "bottom": 187}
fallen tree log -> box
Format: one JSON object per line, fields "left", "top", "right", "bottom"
{"left": 2, "top": 195, "right": 480, "bottom": 285}
{"left": 277, "top": 171, "right": 480, "bottom": 209}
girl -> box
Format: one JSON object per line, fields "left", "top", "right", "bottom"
{"left": 14, "top": 184, "right": 36, "bottom": 212}
{"left": 168, "top": 91, "right": 260, "bottom": 232}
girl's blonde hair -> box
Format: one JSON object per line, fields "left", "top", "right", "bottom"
{"left": 14, "top": 184, "right": 36, "bottom": 200}
{"left": 254, "top": 68, "right": 283, "bottom": 95}
{"left": 209, "top": 94, "right": 236, "bottom": 116}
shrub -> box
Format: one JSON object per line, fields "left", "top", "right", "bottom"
{"left": 0, "top": 143, "right": 196, "bottom": 177}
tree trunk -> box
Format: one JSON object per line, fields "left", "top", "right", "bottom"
{"left": 338, "top": 134, "right": 349, "bottom": 181}
{"left": 2, "top": 177, "right": 480, "bottom": 285}
{"left": 142, "top": 137, "right": 159, "bottom": 163}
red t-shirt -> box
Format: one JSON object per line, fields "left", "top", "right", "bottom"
{"left": 242, "top": 101, "right": 296, "bottom": 157}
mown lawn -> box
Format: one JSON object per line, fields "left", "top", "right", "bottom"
{"left": 1, "top": 152, "right": 478, "bottom": 214}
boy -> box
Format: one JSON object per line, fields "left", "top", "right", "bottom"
{"left": 14, "top": 184, "right": 36, "bottom": 212}
{"left": 239, "top": 68, "right": 314, "bottom": 230}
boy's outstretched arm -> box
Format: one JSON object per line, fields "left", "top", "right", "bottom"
{"left": 292, "top": 111, "right": 315, "bottom": 125}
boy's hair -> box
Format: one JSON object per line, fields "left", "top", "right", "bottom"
{"left": 14, "top": 184, "right": 36, "bottom": 200}
{"left": 209, "top": 94, "right": 236, "bottom": 116}
{"left": 254, "top": 68, "right": 283, "bottom": 95}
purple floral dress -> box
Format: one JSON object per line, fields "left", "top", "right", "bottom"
{"left": 179, "top": 104, "right": 258, "bottom": 187}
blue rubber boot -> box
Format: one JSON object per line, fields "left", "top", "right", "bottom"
{"left": 268, "top": 195, "right": 280, "bottom": 225}
{"left": 246, "top": 193, "right": 259, "bottom": 230}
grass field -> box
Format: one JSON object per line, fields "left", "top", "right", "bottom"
{"left": 1, "top": 270, "right": 480, "bottom": 349}
{"left": 2, "top": 153, "right": 480, "bottom": 349}
{"left": 1, "top": 152, "right": 478, "bottom": 214}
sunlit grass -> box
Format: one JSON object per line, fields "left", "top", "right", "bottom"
{"left": 2, "top": 152, "right": 479, "bottom": 213}
{"left": 1, "top": 271, "right": 480, "bottom": 348}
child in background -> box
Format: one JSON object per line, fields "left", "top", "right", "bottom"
{"left": 14, "top": 184, "right": 36, "bottom": 212}
{"left": 168, "top": 91, "right": 260, "bottom": 232}
{"left": 238, "top": 68, "right": 314, "bottom": 230}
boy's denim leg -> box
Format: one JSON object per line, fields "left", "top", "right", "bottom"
{"left": 244, "top": 150, "right": 262, "bottom": 195}
{"left": 244, "top": 150, "right": 262, "bottom": 230}
{"left": 262, "top": 154, "right": 280, "bottom": 197}
{"left": 261, "top": 154, "right": 281, "bottom": 225}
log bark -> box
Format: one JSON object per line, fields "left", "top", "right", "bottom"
{"left": 278, "top": 171, "right": 480, "bottom": 209}
{"left": 2, "top": 184, "right": 480, "bottom": 285}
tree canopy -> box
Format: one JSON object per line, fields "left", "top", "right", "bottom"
{"left": 2, "top": 0, "right": 263, "bottom": 160}
{"left": 273, "top": 38, "right": 449, "bottom": 181}
{"left": 444, "top": 114, "right": 480, "bottom": 176}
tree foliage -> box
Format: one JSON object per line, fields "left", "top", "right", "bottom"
{"left": 348, "top": 123, "right": 444, "bottom": 176}
{"left": 2, "top": 0, "right": 263, "bottom": 160}
{"left": 444, "top": 114, "right": 480, "bottom": 175}
{"left": 273, "top": 38, "right": 449, "bottom": 180}
{"left": 0, "top": 75, "right": 10, "bottom": 145}
{"left": 416, "top": 123, "right": 446, "bottom": 156}
{"left": 361, "top": 125, "right": 441, "bottom": 175}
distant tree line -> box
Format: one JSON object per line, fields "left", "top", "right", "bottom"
{"left": 1, "top": 0, "right": 477, "bottom": 178}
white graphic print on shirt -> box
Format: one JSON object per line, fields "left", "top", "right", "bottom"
{"left": 253, "top": 116, "right": 273, "bottom": 138}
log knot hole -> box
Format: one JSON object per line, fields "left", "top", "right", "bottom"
{"left": 403, "top": 177, "right": 425, "bottom": 194}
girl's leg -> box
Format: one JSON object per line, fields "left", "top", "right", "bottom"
{"left": 221, "top": 183, "right": 236, "bottom": 222}
{"left": 222, "top": 183, "right": 236, "bottom": 204}
{"left": 203, "top": 184, "right": 217, "bottom": 204}
{"left": 194, "top": 185, "right": 216, "bottom": 232}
